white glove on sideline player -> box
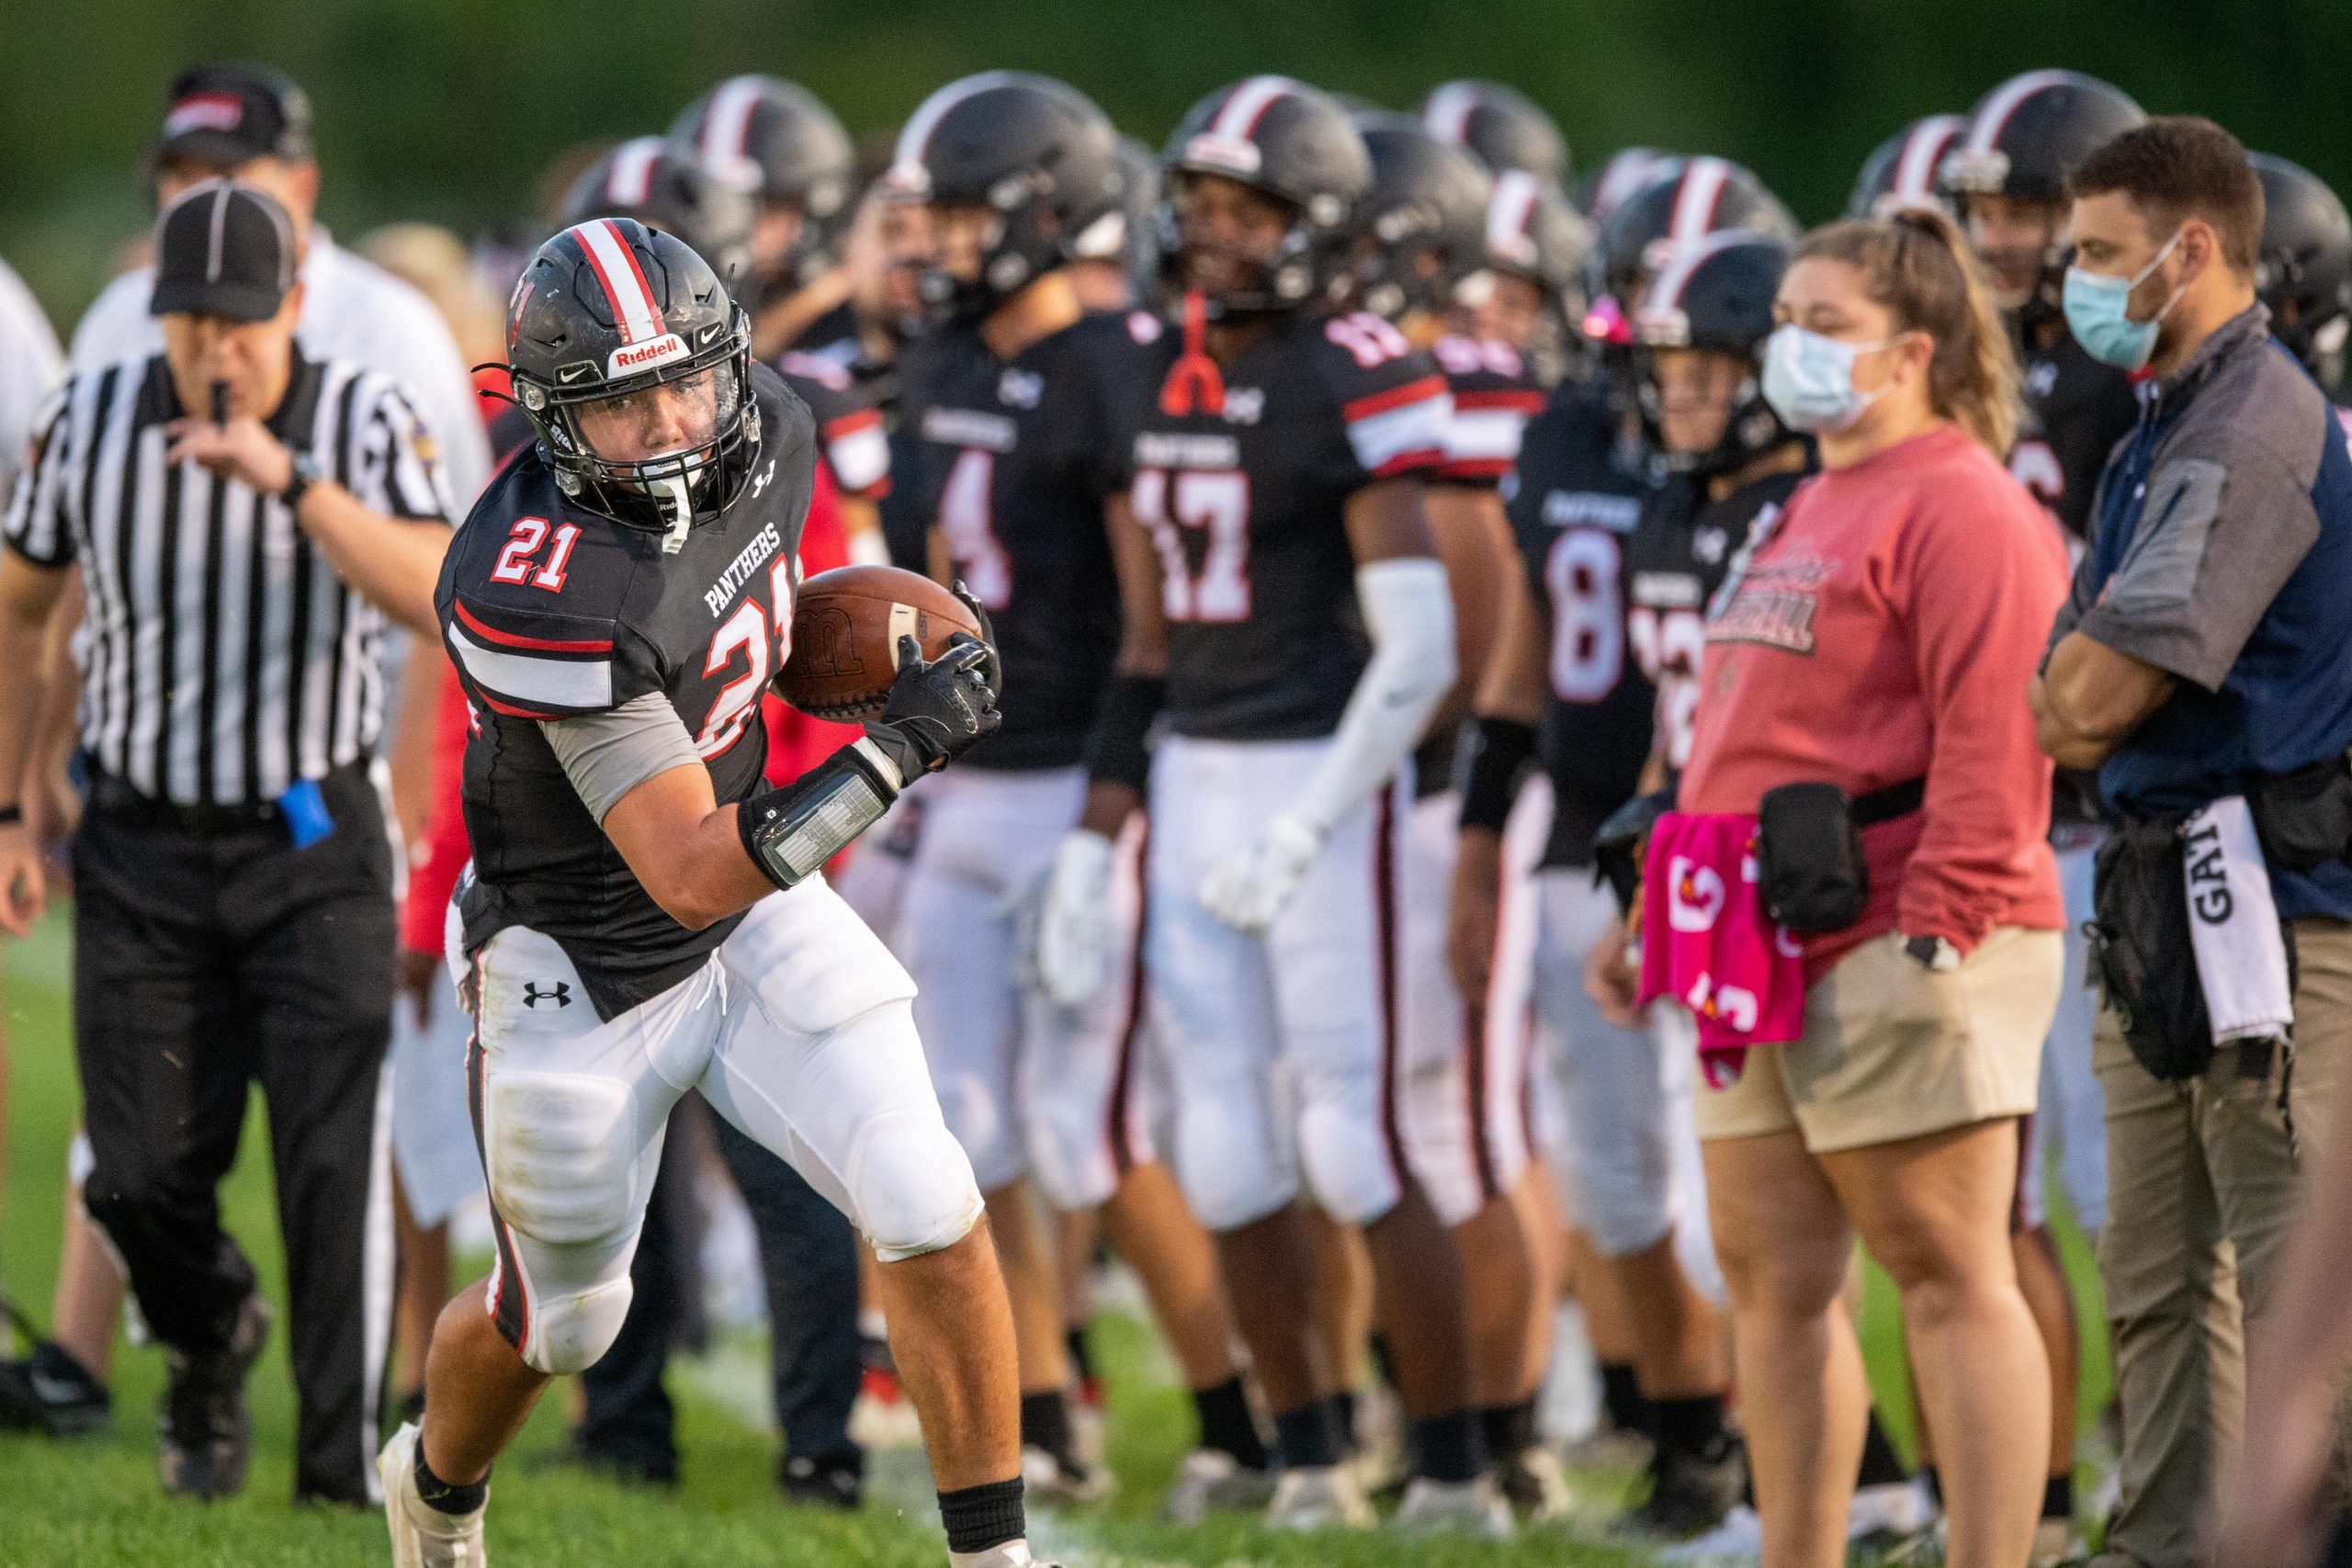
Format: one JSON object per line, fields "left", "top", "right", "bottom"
{"left": 1036, "top": 829, "right": 1117, "bottom": 1006}
{"left": 1199, "top": 811, "right": 1326, "bottom": 933}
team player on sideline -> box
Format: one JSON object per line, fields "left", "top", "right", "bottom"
{"left": 1045, "top": 76, "right": 1500, "bottom": 1537}
{"left": 382, "top": 219, "right": 1042, "bottom": 1568}
{"left": 1347, "top": 117, "right": 1566, "bottom": 1518}
{"left": 885, "top": 72, "right": 1263, "bottom": 1514}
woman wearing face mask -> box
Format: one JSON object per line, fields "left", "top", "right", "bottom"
{"left": 1591, "top": 206, "right": 2069, "bottom": 1568}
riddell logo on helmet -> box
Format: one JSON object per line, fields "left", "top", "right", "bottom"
{"left": 607, "top": 333, "right": 688, "bottom": 377}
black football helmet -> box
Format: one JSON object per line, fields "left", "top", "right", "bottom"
{"left": 561, "top": 137, "right": 755, "bottom": 299}
{"left": 2251, "top": 152, "right": 2352, "bottom": 373}
{"left": 1849, "top": 115, "right": 1967, "bottom": 220}
{"left": 1576, "top": 147, "right": 1681, "bottom": 222}
{"left": 1418, "top": 80, "right": 1570, "bottom": 186}
{"left": 1160, "top": 76, "right": 1373, "bottom": 317}
{"left": 505, "top": 218, "right": 758, "bottom": 547}
{"left": 1940, "top": 70, "right": 2145, "bottom": 206}
{"left": 1631, "top": 230, "right": 1792, "bottom": 477}
{"left": 1486, "top": 169, "right": 1593, "bottom": 307}
{"left": 1351, "top": 117, "right": 1495, "bottom": 321}
{"left": 668, "top": 75, "right": 856, "bottom": 290}
{"left": 1591, "top": 156, "right": 1796, "bottom": 340}
{"left": 886, "top": 71, "right": 1122, "bottom": 321}
{"left": 1083, "top": 134, "right": 1164, "bottom": 295}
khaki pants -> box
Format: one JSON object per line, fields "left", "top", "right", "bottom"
{"left": 2094, "top": 918, "right": 2352, "bottom": 1568}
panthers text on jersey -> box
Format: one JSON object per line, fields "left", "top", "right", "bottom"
{"left": 777, "top": 348, "right": 890, "bottom": 502}
{"left": 898, "top": 311, "right": 1133, "bottom": 769}
{"left": 1430, "top": 333, "right": 1547, "bottom": 488}
{"left": 436, "top": 366, "right": 817, "bottom": 1020}
{"left": 1500, "top": 380, "right": 1654, "bottom": 867}
{"left": 1120, "top": 307, "right": 1453, "bottom": 739}
{"left": 2011, "top": 322, "right": 2140, "bottom": 542}
{"left": 1623, "top": 464, "right": 1808, "bottom": 776}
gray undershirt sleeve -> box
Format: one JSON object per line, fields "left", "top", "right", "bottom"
{"left": 539, "top": 693, "right": 705, "bottom": 824}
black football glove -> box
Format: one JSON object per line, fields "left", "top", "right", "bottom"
{"left": 949, "top": 579, "right": 1003, "bottom": 701}
{"left": 865, "top": 635, "right": 1001, "bottom": 780}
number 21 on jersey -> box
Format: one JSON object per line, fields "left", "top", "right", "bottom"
{"left": 696, "top": 558, "right": 797, "bottom": 759}
{"left": 1133, "top": 467, "right": 1250, "bottom": 622}
{"left": 489, "top": 517, "right": 582, "bottom": 592}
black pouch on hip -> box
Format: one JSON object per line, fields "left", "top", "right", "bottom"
{"left": 1755, "top": 777, "right": 1927, "bottom": 935}
{"left": 2248, "top": 750, "right": 2352, "bottom": 874}
{"left": 2088, "top": 816, "right": 2214, "bottom": 1082}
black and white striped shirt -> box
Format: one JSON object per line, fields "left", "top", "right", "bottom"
{"left": 3, "top": 349, "right": 451, "bottom": 806}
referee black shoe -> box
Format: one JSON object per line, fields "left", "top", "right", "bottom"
{"left": 159, "top": 1293, "right": 271, "bottom": 1499}
{"left": 780, "top": 1448, "right": 864, "bottom": 1509}
{"left": 0, "top": 1292, "right": 109, "bottom": 1437}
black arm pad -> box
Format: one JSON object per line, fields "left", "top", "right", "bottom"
{"left": 736, "top": 738, "right": 903, "bottom": 893}
{"left": 1083, "top": 672, "right": 1167, "bottom": 793}
{"left": 1459, "top": 716, "right": 1536, "bottom": 833}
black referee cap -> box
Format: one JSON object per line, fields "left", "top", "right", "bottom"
{"left": 155, "top": 62, "right": 313, "bottom": 168}
{"left": 150, "top": 180, "right": 298, "bottom": 323}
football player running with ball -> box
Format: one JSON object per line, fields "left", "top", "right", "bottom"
{"left": 379, "top": 219, "right": 1046, "bottom": 1568}
{"left": 1045, "top": 76, "right": 1503, "bottom": 1536}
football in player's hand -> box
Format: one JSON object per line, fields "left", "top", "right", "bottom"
{"left": 775, "top": 565, "right": 985, "bottom": 721}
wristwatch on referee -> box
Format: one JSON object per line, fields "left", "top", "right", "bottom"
{"left": 281, "top": 450, "right": 322, "bottom": 509}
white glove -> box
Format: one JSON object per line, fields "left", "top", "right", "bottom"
{"left": 1036, "top": 829, "right": 1117, "bottom": 1007}
{"left": 1198, "top": 811, "right": 1327, "bottom": 933}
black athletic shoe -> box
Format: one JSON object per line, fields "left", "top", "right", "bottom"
{"left": 158, "top": 1293, "right": 271, "bottom": 1499}
{"left": 780, "top": 1449, "right": 864, "bottom": 1509}
{"left": 1613, "top": 1431, "right": 1747, "bottom": 1540}
{"left": 0, "top": 1340, "right": 112, "bottom": 1437}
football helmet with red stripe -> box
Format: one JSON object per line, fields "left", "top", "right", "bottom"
{"left": 667, "top": 74, "right": 856, "bottom": 295}
{"left": 1416, "top": 79, "right": 1570, "bottom": 187}
{"left": 1592, "top": 156, "right": 1796, "bottom": 326}
{"left": 1350, "top": 115, "right": 1495, "bottom": 322}
{"left": 505, "top": 218, "right": 758, "bottom": 545}
{"left": 1848, "top": 115, "right": 1967, "bottom": 220}
{"left": 1940, "top": 71, "right": 2144, "bottom": 207}
{"left": 2252, "top": 152, "right": 2352, "bottom": 375}
{"left": 560, "top": 137, "right": 755, "bottom": 299}
{"left": 1160, "top": 76, "right": 1372, "bottom": 318}
{"left": 1630, "top": 230, "right": 1792, "bottom": 479}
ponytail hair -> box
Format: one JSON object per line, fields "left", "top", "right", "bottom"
{"left": 1795, "top": 205, "right": 2019, "bottom": 457}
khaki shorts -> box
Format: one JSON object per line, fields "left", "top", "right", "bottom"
{"left": 1691, "top": 926, "right": 2061, "bottom": 1154}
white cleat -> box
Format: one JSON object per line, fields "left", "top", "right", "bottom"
{"left": 1264, "top": 1463, "right": 1375, "bottom": 1530}
{"left": 1019, "top": 1443, "right": 1113, "bottom": 1505}
{"left": 379, "top": 1422, "right": 488, "bottom": 1568}
{"left": 1850, "top": 1478, "right": 1940, "bottom": 1543}
{"left": 1160, "top": 1449, "right": 1278, "bottom": 1524}
{"left": 946, "top": 1542, "right": 1065, "bottom": 1568}
{"left": 1395, "top": 1474, "right": 1516, "bottom": 1540}
{"left": 1658, "top": 1503, "right": 1761, "bottom": 1564}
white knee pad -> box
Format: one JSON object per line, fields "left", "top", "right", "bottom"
{"left": 523, "top": 1274, "right": 636, "bottom": 1375}
{"left": 852, "top": 1108, "right": 985, "bottom": 1262}
{"left": 1296, "top": 1065, "right": 1403, "bottom": 1228}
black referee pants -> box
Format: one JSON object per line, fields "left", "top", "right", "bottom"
{"left": 73, "top": 764, "right": 396, "bottom": 1506}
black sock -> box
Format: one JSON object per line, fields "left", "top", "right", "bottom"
{"left": 1272, "top": 1398, "right": 1344, "bottom": 1470}
{"left": 2042, "top": 1472, "right": 2074, "bottom": 1521}
{"left": 1479, "top": 1400, "right": 1536, "bottom": 1470}
{"left": 412, "top": 1445, "right": 488, "bottom": 1517}
{"left": 1018, "top": 1391, "right": 1072, "bottom": 1461}
{"left": 1411, "top": 1409, "right": 1486, "bottom": 1484}
{"left": 1190, "top": 1376, "right": 1269, "bottom": 1471}
{"left": 1856, "top": 1408, "right": 1910, "bottom": 1487}
{"left": 1600, "top": 1361, "right": 1648, "bottom": 1436}
{"left": 1065, "top": 1325, "right": 1096, "bottom": 1388}
{"left": 1649, "top": 1393, "right": 1729, "bottom": 1459}
{"left": 937, "top": 1477, "right": 1025, "bottom": 1556}
{"left": 1330, "top": 1388, "right": 1360, "bottom": 1455}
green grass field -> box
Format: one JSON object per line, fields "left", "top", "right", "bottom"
{"left": 0, "top": 907, "right": 2108, "bottom": 1567}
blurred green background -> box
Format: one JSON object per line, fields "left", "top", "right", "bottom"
{"left": 3, "top": 0, "right": 2346, "bottom": 326}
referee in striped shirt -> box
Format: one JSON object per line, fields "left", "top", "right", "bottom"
{"left": 0, "top": 180, "right": 450, "bottom": 1506}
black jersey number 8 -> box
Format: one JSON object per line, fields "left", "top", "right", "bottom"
{"left": 1133, "top": 467, "right": 1252, "bottom": 623}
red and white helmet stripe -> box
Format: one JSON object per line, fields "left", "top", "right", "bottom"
{"left": 605, "top": 138, "right": 663, "bottom": 208}
{"left": 1892, "top": 115, "right": 1967, "bottom": 207}
{"left": 1421, "top": 82, "right": 1481, "bottom": 147}
{"left": 888, "top": 71, "right": 1016, "bottom": 196}
{"left": 573, "top": 219, "right": 664, "bottom": 344}
{"left": 1209, "top": 75, "right": 1300, "bottom": 142}
{"left": 699, "top": 76, "right": 767, "bottom": 189}
{"left": 1486, "top": 170, "right": 1544, "bottom": 269}
{"left": 1668, "top": 157, "right": 1734, "bottom": 245}
{"left": 1962, "top": 68, "right": 2076, "bottom": 157}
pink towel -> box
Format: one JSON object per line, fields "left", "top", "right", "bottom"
{"left": 1636, "top": 811, "right": 1807, "bottom": 1087}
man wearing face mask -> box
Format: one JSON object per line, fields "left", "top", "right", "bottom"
{"left": 2030, "top": 117, "right": 2352, "bottom": 1568}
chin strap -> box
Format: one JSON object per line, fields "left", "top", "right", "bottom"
{"left": 1159, "top": 289, "right": 1227, "bottom": 417}
{"left": 654, "top": 476, "right": 694, "bottom": 554}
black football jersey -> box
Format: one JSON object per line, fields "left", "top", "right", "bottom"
{"left": 437, "top": 367, "right": 817, "bottom": 1020}
{"left": 776, "top": 350, "right": 890, "bottom": 502}
{"left": 1623, "top": 465, "right": 1807, "bottom": 774}
{"left": 1119, "top": 308, "right": 1453, "bottom": 739}
{"left": 2011, "top": 326, "right": 2139, "bottom": 542}
{"left": 1500, "top": 381, "right": 1653, "bottom": 867}
{"left": 1430, "top": 333, "right": 1547, "bottom": 488}
{"left": 898, "top": 312, "right": 1132, "bottom": 770}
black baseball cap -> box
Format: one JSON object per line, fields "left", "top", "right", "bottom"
{"left": 154, "top": 62, "right": 313, "bottom": 168}
{"left": 150, "top": 181, "right": 298, "bottom": 322}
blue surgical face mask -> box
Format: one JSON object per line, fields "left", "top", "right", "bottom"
{"left": 2063, "top": 228, "right": 2187, "bottom": 372}
{"left": 1759, "top": 324, "right": 1892, "bottom": 434}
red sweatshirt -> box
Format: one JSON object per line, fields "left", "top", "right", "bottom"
{"left": 1679, "top": 423, "right": 2067, "bottom": 975}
